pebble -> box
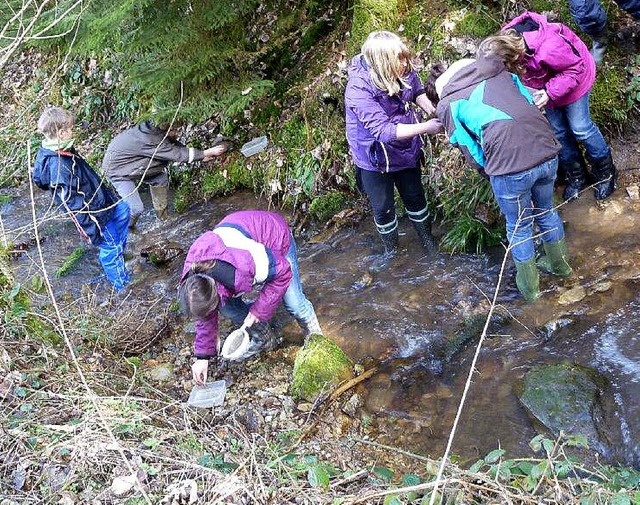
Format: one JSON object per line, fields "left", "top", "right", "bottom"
{"left": 558, "top": 286, "right": 587, "bottom": 305}
{"left": 296, "top": 402, "right": 313, "bottom": 413}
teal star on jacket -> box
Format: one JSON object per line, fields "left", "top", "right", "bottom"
{"left": 449, "top": 81, "right": 513, "bottom": 168}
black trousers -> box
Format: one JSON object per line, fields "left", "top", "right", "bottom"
{"left": 356, "top": 165, "right": 428, "bottom": 227}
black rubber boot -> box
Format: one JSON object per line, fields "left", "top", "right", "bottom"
{"left": 370, "top": 219, "right": 399, "bottom": 271}
{"left": 411, "top": 218, "right": 437, "bottom": 254}
{"left": 589, "top": 151, "right": 617, "bottom": 200}
{"left": 562, "top": 158, "right": 588, "bottom": 202}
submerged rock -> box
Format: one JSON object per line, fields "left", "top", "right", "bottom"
{"left": 140, "top": 241, "right": 184, "bottom": 266}
{"left": 290, "top": 334, "right": 354, "bottom": 401}
{"left": 557, "top": 286, "right": 587, "bottom": 305}
{"left": 517, "top": 363, "right": 620, "bottom": 454}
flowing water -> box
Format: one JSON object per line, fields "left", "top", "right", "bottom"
{"left": 2, "top": 183, "right": 640, "bottom": 467}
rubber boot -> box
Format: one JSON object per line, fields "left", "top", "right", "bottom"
{"left": 514, "top": 257, "right": 540, "bottom": 302}
{"left": 298, "top": 312, "right": 323, "bottom": 336}
{"left": 411, "top": 218, "right": 437, "bottom": 254}
{"left": 562, "top": 158, "right": 588, "bottom": 202}
{"left": 591, "top": 31, "right": 608, "bottom": 67}
{"left": 150, "top": 184, "right": 169, "bottom": 219}
{"left": 589, "top": 151, "right": 617, "bottom": 200}
{"left": 537, "top": 238, "right": 573, "bottom": 277}
{"left": 370, "top": 219, "right": 399, "bottom": 271}
{"left": 242, "top": 322, "right": 281, "bottom": 360}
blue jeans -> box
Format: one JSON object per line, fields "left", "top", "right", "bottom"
{"left": 220, "top": 235, "right": 317, "bottom": 327}
{"left": 97, "top": 200, "right": 130, "bottom": 291}
{"left": 490, "top": 158, "right": 565, "bottom": 263}
{"left": 545, "top": 92, "right": 610, "bottom": 165}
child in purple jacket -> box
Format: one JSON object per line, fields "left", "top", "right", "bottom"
{"left": 500, "top": 11, "right": 616, "bottom": 202}
{"left": 179, "top": 210, "right": 322, "bottom": 385}
{"left": 344, "top": 31, "right": 442, "bottom": 265}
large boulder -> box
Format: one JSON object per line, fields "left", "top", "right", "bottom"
{"left": 290, "top": 334, "right": 354, "bottom": 401}
{"left": 517, "top": 363, "right": 621, "bottom": 454}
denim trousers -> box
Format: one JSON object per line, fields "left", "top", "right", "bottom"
{"left": 490, "top": 157, "right": 565, "bottom": 263}
{"left": 220, "top": 235, "right": 317, "bottom": 327}
{"left": 356, "top": 165, "right": 428, "bottom": 227}
{"left": 545, "top": 92, "right": 610, "bottom": 165}
{"left": 97, "top": 199, "right": 131, "bottom": 291}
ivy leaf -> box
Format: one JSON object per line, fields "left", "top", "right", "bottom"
{"left": 308, "top": 465, "right": 330, "bottom": 488}
{"left": 401, "top": 473, "right": 421, "bottom": 486}
{"left": 542, "top": 438, "right": 554, "bottom": 456}
{"left": 383, "top": 495, "right": 403, "bottom": 505}
{"left": 373, "top": 466, "right": 394, "bottom": 482}
{"left": 469, "top": 459, "right": 485, "bottom": 473}
{"left": 609, "top": 493, "right": 631, "bottom": 505}
{"left": 484, "top": 449, "right": 505, "bottom": 464}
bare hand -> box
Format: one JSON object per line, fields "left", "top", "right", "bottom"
{"left": 202, "top": 145, "right": 227, "bottom": 161}
{"left": 533, "top": 89, "right": 549, "bottom": 110}
{"left": 192, "top": 359, "right": 209, "bottom": 386}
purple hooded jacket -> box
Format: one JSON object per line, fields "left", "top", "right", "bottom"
{"left": 181, "top": 210, "right": 293, "bottom": 357}
{"left": 503, "top": 11, "right": 595, "bottom": 108}
{"left": 344, "top": 54, "right": 426, "bottom": 172}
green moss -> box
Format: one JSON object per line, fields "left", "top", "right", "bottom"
{"left": 452, "top": 6, "right": 499, "bottom": 38}
{"left": 290, "top": 334, "right": 354, "bottom": 401}
{"left": 591, "top": 57, "right": 630, "bottom": 127}
{"left": 349, "top": 0, "right": 401, "bottom": 55}
{"left": 300, "top": 18, "right": 333, "bottom": 52}
{"left": 55, "top": 246, "right": 88, "bottom": 279}
{"left": 309, "top": 191, "right": 349, "bottom": 221}
{"left": 0, "top": 194, "right": 12, "bottom": 207}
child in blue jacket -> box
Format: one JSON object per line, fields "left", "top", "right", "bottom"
{"left": 32, "top": 107, "right": 131, "bottom": 291}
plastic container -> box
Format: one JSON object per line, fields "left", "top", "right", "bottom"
{"left": 187, "top": 380, "right": 227, "bottom": 408}
{"left": 240, "top": 136, "right": 268, "bottom": 157}
{"left": 221, "top": 326, "right": 250, "bottom": 360}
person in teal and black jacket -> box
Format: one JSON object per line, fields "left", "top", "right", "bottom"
{"left": 32, "top": 106, "right": 131, "bottom": 292}
{"left": 432, "top": 50, "right": 572, "bottom": 302}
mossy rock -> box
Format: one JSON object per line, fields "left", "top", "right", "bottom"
{"left": 309, "top": 191, "right": 349, "bottom": 221}
{"left": 517, "top": 363, "right": 621, "bottom": 453}
{"left": 290, "top": 334, "right": 354, "bottom": 401}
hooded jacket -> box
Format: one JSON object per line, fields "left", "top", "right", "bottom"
{"left": 32, "top": 148, "right": 118, "bottom": 245}
{"left": 344, "top": 54, "right": 426, "bottom": 172}
{"left": 180, "top": 210, "right": 293, "bottom": 357}
{"left": 503, "top": 11, "right": 596, "bottom": 108}
{"left": 436, "top": 54, "right": 560, "bottom": 176}
{"left": 102, "top": 121, "right": 205, "bottom": 181}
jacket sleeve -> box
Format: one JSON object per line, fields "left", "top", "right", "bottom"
{"left": 537, "top": 37, "right": 585, "bottom": 102}
{"left": 437, "top": 102, "right": 485, "bottom": 172}
{"left": 194, "top": 309, "right": 219, "bottom": 358}
{"left": 248, "top": 255, "right": 292, "bottom": 322}
{"left": 144, "top": 138, "right": 205, "bottom": 164}
{"left": 345, "top": 78, "right": 398, "bottom": 143}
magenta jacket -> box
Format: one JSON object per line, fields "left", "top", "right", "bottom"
{"left": 503, "top": 11, "right": 596, "bottom": 108}
{"left": 181, "top": 210, "right": 293, "bottom": 357}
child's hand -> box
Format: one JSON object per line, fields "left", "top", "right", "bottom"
{"left": 192, "top": 359, "right": 209, "bottom": 386}
{"left": 533, "top": 90, "right": 549, "bottom": 110}
{"left": 202, "top": 145, "right": 227, "bottom": 161}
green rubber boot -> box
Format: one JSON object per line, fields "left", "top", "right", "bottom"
{"left": 537, "top": 238, "right": 573, "bottom": 277}
{"left": 514, "top": 257, "right": 540, "bottom": 302}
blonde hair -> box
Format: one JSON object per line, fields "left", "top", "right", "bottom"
{"left": 478, "top": 30, "right": 526, "bottom": 75}
{"left": 37, "top": 106, "right": 74, "bottom": 140}
{"left": 362, "top": 31, "right": 414, "bottom": 96}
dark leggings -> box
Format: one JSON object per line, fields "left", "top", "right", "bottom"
{"left": 356, "top": 165, "right": 429, "bottom": 228}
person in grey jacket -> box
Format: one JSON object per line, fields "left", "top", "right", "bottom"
{"left": 102, "top": 120, "right": 226, "bottom": 228}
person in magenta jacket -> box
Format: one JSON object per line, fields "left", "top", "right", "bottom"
{"left": 344, "top": 31, "right": 442, "bottom": 263}
{"left": 500, "top": 11, "right": 616, "bottom": 202}
{"left": 179, "top": 210, "right": 322, "bottom": 385}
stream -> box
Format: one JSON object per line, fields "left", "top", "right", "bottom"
{"left": 2, "top": 175, "right": 640, "bottom": 468}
